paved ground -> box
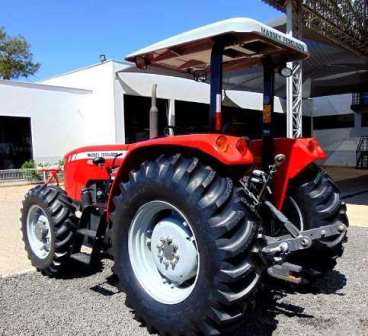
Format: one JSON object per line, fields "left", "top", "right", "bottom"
{"left": 1, "top": 226, "right": 367, "bottom": 336}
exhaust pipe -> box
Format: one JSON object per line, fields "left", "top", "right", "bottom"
{"left": 149, "top": 84, "right": 159, "bottom": 139}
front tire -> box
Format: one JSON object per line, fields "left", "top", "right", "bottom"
{"left": 112, "top": 154, "right": 261, "bottom": 335}
{"left": 285, "top": 165, "right": 349, "bottom": 277}
{"left": 21, "top": 185, "right": 77, "bottom": 276}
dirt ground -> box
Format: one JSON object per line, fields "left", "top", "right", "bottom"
{"left": 0, "top": 185, "right": 33, "bottom": 277}
{"left": 0, "top": 166, "right": 367, "bottom": 277}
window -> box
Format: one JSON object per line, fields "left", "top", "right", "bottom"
{"left": 313, "top": 114, "right": 354, "bottom": 130}
{"left": 175, "top": 101, "right": 265, "bottom": 139}
{"left": 0, "top": 116, "right": 33, "bottom": 169}
{"left": 222, "top": 106, "right": 262, "bottom": 139}
{"left": 222, "top": 109, "right": 311, "bottom": 138}
{"left": 362, "top": 113, "right": 368, "bottom": 127}
{"left": 124, "top": 95, "right": 168, "bottom": 144}
{"left": 302, "top": 116, "right": 312, "bottom": 137}
{"left": 175, "top": 100, "right": 209, "bottom": 134}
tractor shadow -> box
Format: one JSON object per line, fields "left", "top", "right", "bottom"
{"left": 55, "top": 259, "right": 105, "bottom": 280}
{"left": 234, "top": 270, "right": 347, "bottom": 336}
{"left": 82, "top": 262, "right": 347, "bottom": 336}
{"left": 90, "top": 272, "right": 120, "bottom": 297}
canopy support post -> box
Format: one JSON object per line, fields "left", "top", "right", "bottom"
{"left": 210, "top": 42, "right": 224, "bottom": 132}
{"left": 167, "top": 99, "right": 176, "bottom": 136}
{"left": 262, "top": 62, "right": 275, "bottom": 170}
{"left": 286, "top": 0, "right": 303, "bottom": 138}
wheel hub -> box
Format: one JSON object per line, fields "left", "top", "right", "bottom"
{"left": 34, "top": 216, "right": 49, "bottom": 241}
{"left": 151, "top": 217, "right": 198, "bottom": 285}
{"left": 157, "top": 237, "right": 180, "bottom": 269}
{"left": 26, "top": 205, "right": 51, "bottom": 259}
{"left": 128, "top": 200, "right": 200, "bottom": 304}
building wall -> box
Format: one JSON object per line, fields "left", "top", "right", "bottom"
{"left": 42, "top": 61, "right": 118, "bottom": 145}
{"left": 115, "top": 65, "right": 286, "bottom": 113}
{"left": 0, "top": 80, "right": 91, "bottom": 165}
{"left": 43, "top": 60, "right": 288, "bottom": 146}
{"left": 0, "top": 60, "right": 329, "bottom": 169}
{"left": 312, "top": 94, "right": 368, "bottom": 167}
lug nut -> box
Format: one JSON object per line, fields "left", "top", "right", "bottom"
{"left": 301, "top": 238, "right": 309, "bottom": 247}
{"left": 338, "top": 224, "right": 346, "bottom": 233}
{"left": 279, "top": 242, "right": 289, "bottom": 253}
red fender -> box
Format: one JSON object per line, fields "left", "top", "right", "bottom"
{"left": 107, "top": 134, "right": 254, "bottom": 214}
{"left": 63, "top": 135, "right": 325, "bottom": 215}
{"left": 250, "top": 137, "right": 327, "bottom": 209}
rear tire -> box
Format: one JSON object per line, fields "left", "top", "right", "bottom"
{"left": 112, "top": 154, "right": 261, "bottom": 335}
{"left": 21, "top": 185, "right": 77, "bottom": 276}
{"left": 285, "top": 165, "right": 348, "bottom": 277}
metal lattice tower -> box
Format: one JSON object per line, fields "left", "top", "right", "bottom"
{"left": 264, "top": 0, "right": 368, "bottom": 56}
{"left": 263, "top": 0, "right": 368, "bottom": 137}
{"left": 286, "top": 1, "right": 303, "bottom": 138}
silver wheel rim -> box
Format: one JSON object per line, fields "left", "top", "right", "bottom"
{"left": 26, "top": 205, "right": 52, "bottom": 259}
{"left": 288, "top": 196, "right": 304, "bottom": 231}
{"left": 128, "top": 200, "right": 199, "bottom": 305}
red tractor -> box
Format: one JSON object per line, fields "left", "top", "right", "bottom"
{"left": 21, "top": 18, "right": 348, "bottom": 335}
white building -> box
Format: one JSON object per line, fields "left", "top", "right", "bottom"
{"left": 313, "top": 95, "right": 368, "bottom": 166}
{"left": 0, "top": 59, "right": 365, "bottom": 169}
{"left": 0, "top": 60, "right": 286, "bottom": 167}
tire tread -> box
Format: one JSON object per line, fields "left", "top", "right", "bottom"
{"left": 111, "top": 154, "right": 261, "bottom": 335}
{"left": 21, "top": 184, "right": 77, "bottom": 276}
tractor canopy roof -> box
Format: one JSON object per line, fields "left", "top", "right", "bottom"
{"left": 126, "top": 17, "right": 308, "bottom": 76}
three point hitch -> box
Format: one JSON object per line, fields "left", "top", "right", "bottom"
{"left": 240, "top": 154, "right": 347, "bottom": 284}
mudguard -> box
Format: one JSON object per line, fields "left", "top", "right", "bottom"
{"left": 250, "top": 137, "right": 327, "bottom": 209}
{"left": 107, "top": 134, "right": 254, "bottom": 214}
{"left": 63, "top": 135, "right": 325, "bottom": 214}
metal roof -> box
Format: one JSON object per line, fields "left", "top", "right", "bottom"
{"left": 263, "top": 0, "right": 368, "bottom": 56}
{"left": 221, "top": 16, "right": 368, "bottom": 97}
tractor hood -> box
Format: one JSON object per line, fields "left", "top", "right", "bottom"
{"left": 126, "top": 17, "right": 308, "bottom": 77}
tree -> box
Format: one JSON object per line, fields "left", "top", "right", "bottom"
{"left": 0, "top": 27, "right": 40, "bottom": 80}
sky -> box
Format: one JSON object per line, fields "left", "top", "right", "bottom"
{"left": 0, "top": 0, "right": 280, "bottom": 81}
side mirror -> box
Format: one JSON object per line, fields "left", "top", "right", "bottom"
{"left": 92, "top": 157, "right": 105, "bottom": 165}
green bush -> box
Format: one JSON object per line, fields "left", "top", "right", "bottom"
{"left": 21, "top": 160, "right": 41, "bottom": 181}
{"left": 21, "top": 160, "right": 36, "bottom": 169}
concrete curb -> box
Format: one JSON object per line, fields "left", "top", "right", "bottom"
{"left": 0, "top": 268, "right": 35, "bottom": 279}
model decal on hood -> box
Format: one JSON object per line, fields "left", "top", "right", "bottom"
{"left": 69, "top": 150, "right": 127, "bottom": 161}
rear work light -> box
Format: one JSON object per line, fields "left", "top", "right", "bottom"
{"left": 235, "top": 138, "right": 248, "bottom": 155}
{"left": 307, "top": 139, "right": 316, "bottom": 152}
{"left": 215, "top": 135, "right": 230, "bottom": 153}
